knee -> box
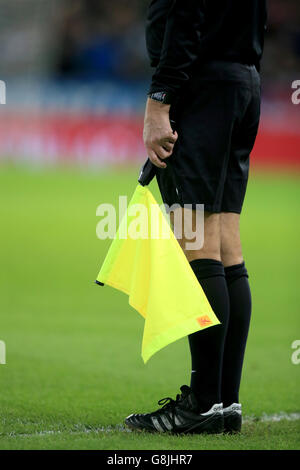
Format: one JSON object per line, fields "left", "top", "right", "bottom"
{"left": 220, "top": 234, "right": 243, "bottom": 267}
{"left": 173, "top": 209, "right": 221, "bottom": 262}
{"left": 220, "top": 213, "right": 243, "bottom": 267}
{"left": 221, "top": 249, "right": 243, "bottom": 268}
{"left": 183, "top": 229, "right": 221, "bottom": 263}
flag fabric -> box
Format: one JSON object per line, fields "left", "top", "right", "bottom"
{"left": 96, "top": 184, "right": 220, "bottom": 363}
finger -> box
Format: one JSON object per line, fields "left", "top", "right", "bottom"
{"left": 148, "top": 148, "right": 167, "bottom": 168}
{"left": 154, "top": 145, "right": 173, "bottom": 160}
{"left": 162, "top": 142, "right": 174, "bottom": 152}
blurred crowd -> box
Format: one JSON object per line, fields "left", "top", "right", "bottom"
{"left": 54, "top": 0, "right": 150, "bottom": 81}
{"left": 263, "top": 0, "right": 300, "bottom": 85}
{"left": 55, "top": 0, "right": 300, "bottom": 84}
{"left": 0, "top": 0, "right": 299, "bottom": 85}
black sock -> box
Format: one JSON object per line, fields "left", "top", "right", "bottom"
{"left": 221, "top": 262, "right": 251, "bottom": 407}
{"left": 188, "top": 259, "right": 229, "bottom": 412}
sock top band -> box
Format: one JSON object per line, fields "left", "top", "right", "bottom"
{"left": 224, "top": 262, "right": 248, "bottom": 284}
{"left": 190, "top": 258, "right": 225, "bottom": 280}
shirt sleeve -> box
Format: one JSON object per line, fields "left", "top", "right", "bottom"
{"left": 146, "top": 0, "right": 172, "bottom": 68}
{"left": 148, "top": 0, "right": 205, "bottom": 99}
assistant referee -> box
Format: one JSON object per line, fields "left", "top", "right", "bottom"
{"left": 125, "top": 0, "right": 267, "bottom": 434}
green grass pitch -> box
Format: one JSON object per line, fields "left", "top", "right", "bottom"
{"left": 0, "top": 165, "right": 299, "bottom": 450}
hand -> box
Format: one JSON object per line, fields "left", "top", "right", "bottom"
{"left": 143, "top": 98, "right": 178, "bottom": 168}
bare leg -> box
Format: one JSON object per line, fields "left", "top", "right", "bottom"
{"left": 220, "top": 212, "right": 243, "bottom": 267}
{"left": 170, "top": 208, "right": 221, "bottom": 261}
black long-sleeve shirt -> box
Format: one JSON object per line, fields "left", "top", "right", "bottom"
{"left": 146, "top": 0, "right": 267, "bottom": 98}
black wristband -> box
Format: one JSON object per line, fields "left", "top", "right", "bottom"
{"left": 148, "top": 91, "right": 174, "bottom": 105}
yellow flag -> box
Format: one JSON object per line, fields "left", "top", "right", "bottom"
{"left": 96, "top": 185, "right": 220, "bottom": 363}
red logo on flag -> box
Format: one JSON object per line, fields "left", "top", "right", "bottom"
{"left": 197, "top": 315, "right": 213, "bottom": 327}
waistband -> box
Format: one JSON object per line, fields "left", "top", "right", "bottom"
{"left": 195, "top": 60, "right": 260, "bottom": 84}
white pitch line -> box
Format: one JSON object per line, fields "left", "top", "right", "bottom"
{"left": 3, "top": 412, "right": 300, "bottom": 439}
{"left": 5, "top": 424, "right": 131, "bottom": 438}
{"left": 243, "top": 411, "right": 300, "bottom": 424}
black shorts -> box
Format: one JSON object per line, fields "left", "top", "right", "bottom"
{"left": 156, "top": 61, "right": 261, "bottom": 214}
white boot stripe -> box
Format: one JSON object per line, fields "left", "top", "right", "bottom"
{"left": 160, "top": 415, "right": 173, "bottom": 431}
{"left": 151, "top": 416, "right": 165, "bottom": 432}
{"left": 174, "top": 414, "right": 183, "bottom": 426}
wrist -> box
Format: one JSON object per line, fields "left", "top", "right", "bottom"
{"left": 146, "top": 97, "right": 171, "bottom": 116}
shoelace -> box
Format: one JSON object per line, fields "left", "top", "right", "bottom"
{"left": 153, "top": 393, "right": 187, "bottom": 430}
{"left": 153, "top": 393, "right": 184, "bottom": 420}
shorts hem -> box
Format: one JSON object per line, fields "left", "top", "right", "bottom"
{"left": 164, "top": 202, "right": 242, "bottom": 214}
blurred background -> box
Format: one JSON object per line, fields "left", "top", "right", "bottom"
{"left": 0, "top": 0, "right": 299, "bottom": 450}
{"left": 0, "top": 0, "right": 299, "bottom": 165}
